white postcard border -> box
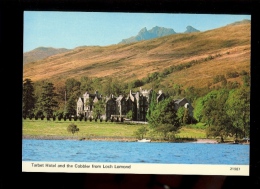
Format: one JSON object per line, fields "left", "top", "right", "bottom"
{"left": 22, "top": 161, "right": 249, "bottom": 176}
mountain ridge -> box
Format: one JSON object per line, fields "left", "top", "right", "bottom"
{"left": 118, "top": 25, "right": 200, "bottom": 44}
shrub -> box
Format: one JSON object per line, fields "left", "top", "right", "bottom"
{"left": 226, "top": 71, "right": 239, "bottom": 78}
{"left": 29, "top": 113, "right": 34, "bottom": 120}
{"left": 67, "top": 123, "right": 79, "bottom": 135}
{"left": 213, "top": 75, "right": 226, "bottom": 84}
{"left": 240, "top": 70, "right": 248, "bottom": 76}
{"left": 57, "top": 112, "right": 63, "bottom": 121}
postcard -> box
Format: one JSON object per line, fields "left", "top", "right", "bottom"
{"left": 22, "top": 11, "right": 251, "bottom": 176}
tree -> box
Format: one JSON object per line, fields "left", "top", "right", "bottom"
{"left": 39, "top": 82, "right": 58, "bottom": 117}
{"left": 23, "top": 78, "right": 35, "bottom": 118}
{"left": 177, "top": 106, "right": 185, "bottom": 125}
{"left": 226, "top": 86, "right": 250, "bottom": 139}
{"left": 85, "top": 98, "right": 94, "bottom": 110}
{"left": 66, "top": 96, "right": 76, "bottom": 116}
{"left": 134, "top": 126, "right": 149, "bottom": 139}
{"left": 65, "top": 78, "right": 81, "bottom": 100}
{"left": 193, "top": 97, "right": 204, "bottom": 122}
{"left": 184, "top": 86, "right": 197, "bottom": 102}
{"left": 203, "top": 89, "right": 230, "bottom": 142}
{"left": 92, "top": 99, "right": 105, "bottom": 119}
{"left": 148, "top": 97, "right": 181, "bottom": 140}
{"left": 103, "top": 77, "right": 124, "bottom": 97}
{"left": 146, "top": 90, "right": 157, "bottom": 122}
{"left": 173, "top": 84, "right": 183, "bottom": 98}
{"left": 67, "top": 123, "right": 79, "bottom": 135}
{"left": 54, "top": 84, "right": 66, "bottom": 111}
{"left": 80, "top": 76, "right": 94, "bottom": 93}
{"left": 182, "top": 108, "right": 190, "bottom": 125}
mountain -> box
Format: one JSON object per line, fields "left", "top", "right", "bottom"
{"left": 23, "top": 47, "right": 70, "bottom": 64}
{"left": 184, "top": 26, "right": 200, "bottom": 33}
{"left": 23, "top": 20, "right": 250, "bottom": 90}
{"left": 119, "top": 26, "right": 177, "bottom": 44}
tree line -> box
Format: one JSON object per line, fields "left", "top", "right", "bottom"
{"left": 23, "top": 69, "right": 250, "bottom": 142}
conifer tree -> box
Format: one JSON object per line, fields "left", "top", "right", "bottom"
{"left": 39, "top": 82, "right": 58, "bottom": 117}
{"left": 23, "top": 78, "right": 35, "bottom": 118}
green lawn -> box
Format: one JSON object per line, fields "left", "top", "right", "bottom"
{"left": 22, "top": 119, "right": 207, "bottom": 139}
{"left": 176, "top": 127, "right": 207, "bottom": 138}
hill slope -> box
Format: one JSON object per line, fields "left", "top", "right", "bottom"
{"left": 23, "top": 47, "right": 70, "bottom": 64}
{"left": 23, "top": 20, "right": 250, "bottom": 89}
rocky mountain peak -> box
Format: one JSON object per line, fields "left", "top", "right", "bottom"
{"left": 184, "top": 26, "right": 200, "bottom": 33}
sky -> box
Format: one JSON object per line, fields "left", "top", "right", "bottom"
{"left": 23, "top": 11, "right": 251, "bottom": 53}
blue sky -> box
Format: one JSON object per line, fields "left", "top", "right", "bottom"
{"left": 23, "top": 11, "right": 251, "bottom": 52}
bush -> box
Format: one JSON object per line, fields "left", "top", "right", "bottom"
{"left": 67, "top": 123, "right": 79, "bottom": 135}
{"left": 213, "top": 75, "right": 226, "bottom": 84}
{"left": 35, "top": 110, "right": 44, "bottom": 119}
{"left": 240, "top": 70, "right": 248, "bottom": 76}
{"left": 79, "top": 116, "right": 83, "bottom": 121}
{"left": 226, "top": 71, "right": 239, "bottom": 79}
{"left": 28, "top": 113, "right": 34, "bottom": 120}
{"left": 57, "top": 112, "right": 63, "bottom": 121}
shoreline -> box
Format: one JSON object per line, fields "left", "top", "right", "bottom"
{"left": 22, "top": 135, "right": 137, "bottom": 142}
{"left": 22, "top": 135, "right": 249, "bottom": 144}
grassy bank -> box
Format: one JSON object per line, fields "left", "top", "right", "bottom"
{"left": 22, "top": 119, "right": 207, "bottom": 140}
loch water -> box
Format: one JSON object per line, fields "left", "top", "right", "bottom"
{"left": 22, "top": 139, "right": 249, "bottom": 165}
